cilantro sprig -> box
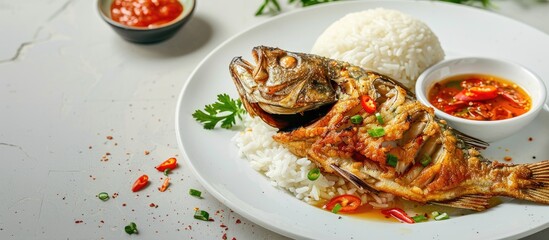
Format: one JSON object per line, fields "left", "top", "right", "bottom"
{"left": 255, "top": 0, "right": 494, "bottom": 16}
{"left": 255, "top": 0, "right": 338, "bottom": 16}
{"left": 192, "top": 94, "right": 246, "bottom": 129}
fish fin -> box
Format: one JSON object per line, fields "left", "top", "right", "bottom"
{"left": 520, "top": 160, "right": 549, "bottom": 204}
{"left": 330, "top": 164, "right": 379, "bottom": 194}
{"left": 431, "top": 195, "right": 492, "bottom": 211}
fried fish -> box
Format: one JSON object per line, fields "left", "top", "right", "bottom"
{"left": 230, "top": 46, "right": 549, "bottom": 211}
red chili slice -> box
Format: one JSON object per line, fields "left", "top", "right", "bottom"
{"left": 381, "top": 207, "right": 415, "bottom": 224}
{"left": 454, "top": 86, "right": 498, "bottom": 101}
{"left": 131, "top": 174, "right": 149, "bottom": 192}
{"left": 360, "top": 95, "right": 376, "bottom": 114}
{"left": 155, "top": 157, "right": 177, "bottom": 172}
{"left": 324, "top": 194, "right": 361, "bottom": 213}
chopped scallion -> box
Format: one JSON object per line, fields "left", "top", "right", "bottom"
{"left": 332, "top": 203, "right": 342, "bottom": 214}
{"left": 124, "top": 222, "right": 138, "bottom": 235}
{"left": 375, "top": 112, "right": 384, "bottom": 124}
{"left": 350, "top": 115, "right": 363, "bottom": 124}
{"left": 98, "top": 192, "right": 109, "bottom": 201}
{"left": 164, "top": 169, "right": 170, "bottom": 176}
{"left": 420, "top": 155, "right": 432, "bottom": 167}
{"left": 367, "top": 127, "right": 385, "bottom": 137}
{"left": 194, "top": 209, "right": 210, "bottom": 221}
{"left": 386, "top": 154, "right": 398, "bottom": 167}
{"left": 189, "top": 189, "right": 202, "bottom": 198}
{"left": 434, "top": 212, "right": 449, "bottom": 221}
{"left": 412, "top": 215, "right": 428, "bottom": 223}
{"left": 307, "top": 168, "right": 321, "bottom": 181}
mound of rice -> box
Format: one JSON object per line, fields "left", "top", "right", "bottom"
{"left": 311, "top": 8, "right": 445, "bottom": 90}
{"left": 232, "top": 115, "right": 394, "bottom": 208}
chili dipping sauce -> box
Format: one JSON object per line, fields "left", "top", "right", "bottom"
{"left": 428, "top": 74, "right": 531, "bottom": 121}
{"left": 111, "top": 0, "right": 183, "bottom": 28}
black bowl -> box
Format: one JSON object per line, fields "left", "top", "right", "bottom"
{"left": 97, "top": 0, "right": 196, "bottom": 43}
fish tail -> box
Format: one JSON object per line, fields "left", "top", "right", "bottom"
{"left": 515, "top": 160, "right": 549, "bottom": 204}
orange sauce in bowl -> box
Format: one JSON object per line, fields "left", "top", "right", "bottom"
{"left": 428, "top": 74, "right": 531, "bottom": 121}
{"left": 110, "top": 0, "right": 183, "bottom": 28}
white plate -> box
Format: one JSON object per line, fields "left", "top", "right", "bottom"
{"left": 176, "top": 1, "right": 549, "bottom": 239}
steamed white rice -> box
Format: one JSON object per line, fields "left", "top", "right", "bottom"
{"left": 232, "top": 115, "right": 394, "bottom": 208}
{"left": 311, "top": 8, "right": 444, "bottom": 90}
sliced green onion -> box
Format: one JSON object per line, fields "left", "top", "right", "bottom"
{"left": 124, "top": 222, "right": 138, "bottom": 235}
{"left": 189, "top": 189, "right": 202, "bottom": 198}
{"left": 98, "top": 192, "right": 109, "bottom": 201}
{"left": 434, "top": 212, "right": 449, "bottom": 221}
{"left": 307, "top": 168, "right": 321, "bottom": 181}
{"left": 194, "top": 210, "right": 210, "bottom": 221}
{"left": 375, "top": 112, "right": 384, "bottom": 124}
{"left": 420, "top": 155, "right": 432, "bottom": 167}
{"left": 412, "top": 215, "right": 428, "bottom": 223}
{"left": 431, "top": 211, "right": 440, "bottom": 217}
{"left": 332, "top": 203, "right": 342, "bottom": 214}
{"left": 367, "top": 127, "right": 385, "bottom": 137}
{"left": 386, "top": 154, "right": 398, "bottom": 167}
{"left": 350, "top": 115, "right": 363, "bottom": 124}
{"left": 164, "top": 169, "right": 170, "bottom": 176}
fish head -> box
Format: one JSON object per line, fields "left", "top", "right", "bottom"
{"left": 230, "top": 46, "right": 337, "bottom": 129}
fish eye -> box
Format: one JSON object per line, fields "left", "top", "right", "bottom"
{"left": 279, "top": 55, "right": 297, "bottom": 69}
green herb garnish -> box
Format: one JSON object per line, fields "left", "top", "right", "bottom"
{"left": 350, "top": 115, "right": 363, "bottom": 125}
{"left": 189, "top": 189, "right": 202, "bottom": 198}
{"left": 124, "top": 222, "right": 138, "bottom": 235}
{"left": 434, "top": 212, "right": 450, "bottom": 221}
{"left": 97, "top": 192, "right": 109, "bottom": 201}
{"left": 438, "top": 0, "right": 493, "bottom": 9}
{"left": 420, "top": 155, "right": 432, "bottom": 167}
{"left": 412, "top": 215, "right": 428, "bottom": 223}
{"left": 331, "top": 203, "right": 342, "bottom": 214}
{"left": 307, "top": 168, "right": 320, "bottom": 181}
{"left": 367, "top": 127, "right": 385, "bottom": 137}
{"left": 256, "top": 0, "right": 339, "bottom": 16}
{"left": 192, "top": 94, "right": 246, "bottom": 129}
{"left": 375, "top": 112, "right": 384, "bottom": 124}
{"left": 386, "top": 154, "right": 398, "bottom": 167}
{"left": 194, "top": 209, "right": 210, "bottom": 221}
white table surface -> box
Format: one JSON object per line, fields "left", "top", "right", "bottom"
{"left": 1, "top": 0, "right": 548, "bottom": 239}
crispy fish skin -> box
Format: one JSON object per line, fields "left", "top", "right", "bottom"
{"left": 230, "top": 46, "right": 549, "bottom": 211}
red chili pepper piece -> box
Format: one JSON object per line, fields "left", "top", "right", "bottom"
{"left": 360, "top": 95, "right": 376, "bottom": 114}
{"left": 454, "top": 86, "right": 498, "bottom": 101}
{"left": 155, "top": 157, "right": 177, "bottom": 172}
{"left": 381, "top": 207, "right": 415, "bottom": 224}
{"left": 158, "top": 177, "right": 170, "bottom": 192}
{"left": 131, "top": 174, "right": 149, "bottom": 192}
{"left": 324, "top": 194, "right": 361, "bottom": 213}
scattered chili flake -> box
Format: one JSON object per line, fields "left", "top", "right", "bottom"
{"left": 144, "top": 150, "right": 150, "bottom": 155}
{"left": 235, "top": 219, "right": 241, "bottom": 224}
{"left": 528, "top": 137, "right": 533, "bottom": 141}
{"left": 222, "top": 233, "right": 227, "bottom": 240}
{"left": 106, "top": 136, "right": 113, "bottom": 140}
{"left": 158, "top": 177, "right": 170, "bottom": 192}
{"left": 122, "top": 203, "right": 127, "bottom": 207}
{"left": 149, "top": 203, "right": 157, "bottom": 208}
{"left": 75, "top": 220, "right": 83, "bottom": 224}
{"left": 232, "top": 238, "right": 236, "bottom": 240}
{"left": 504, "top": 156, "right": 512, "bottom": 161}
{"left": 220, "top": 224, "right": 227, "bottom": 228}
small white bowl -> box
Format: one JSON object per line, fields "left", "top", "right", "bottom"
{"left": 415, "top": 57, "right": 547, "bottom": 142}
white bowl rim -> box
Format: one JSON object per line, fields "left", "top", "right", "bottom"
{"left": 97, "top": 0, "right": 196, "bottom": 31}
{"left": 415, "top": 56, "right": 547, "bottom": 126}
